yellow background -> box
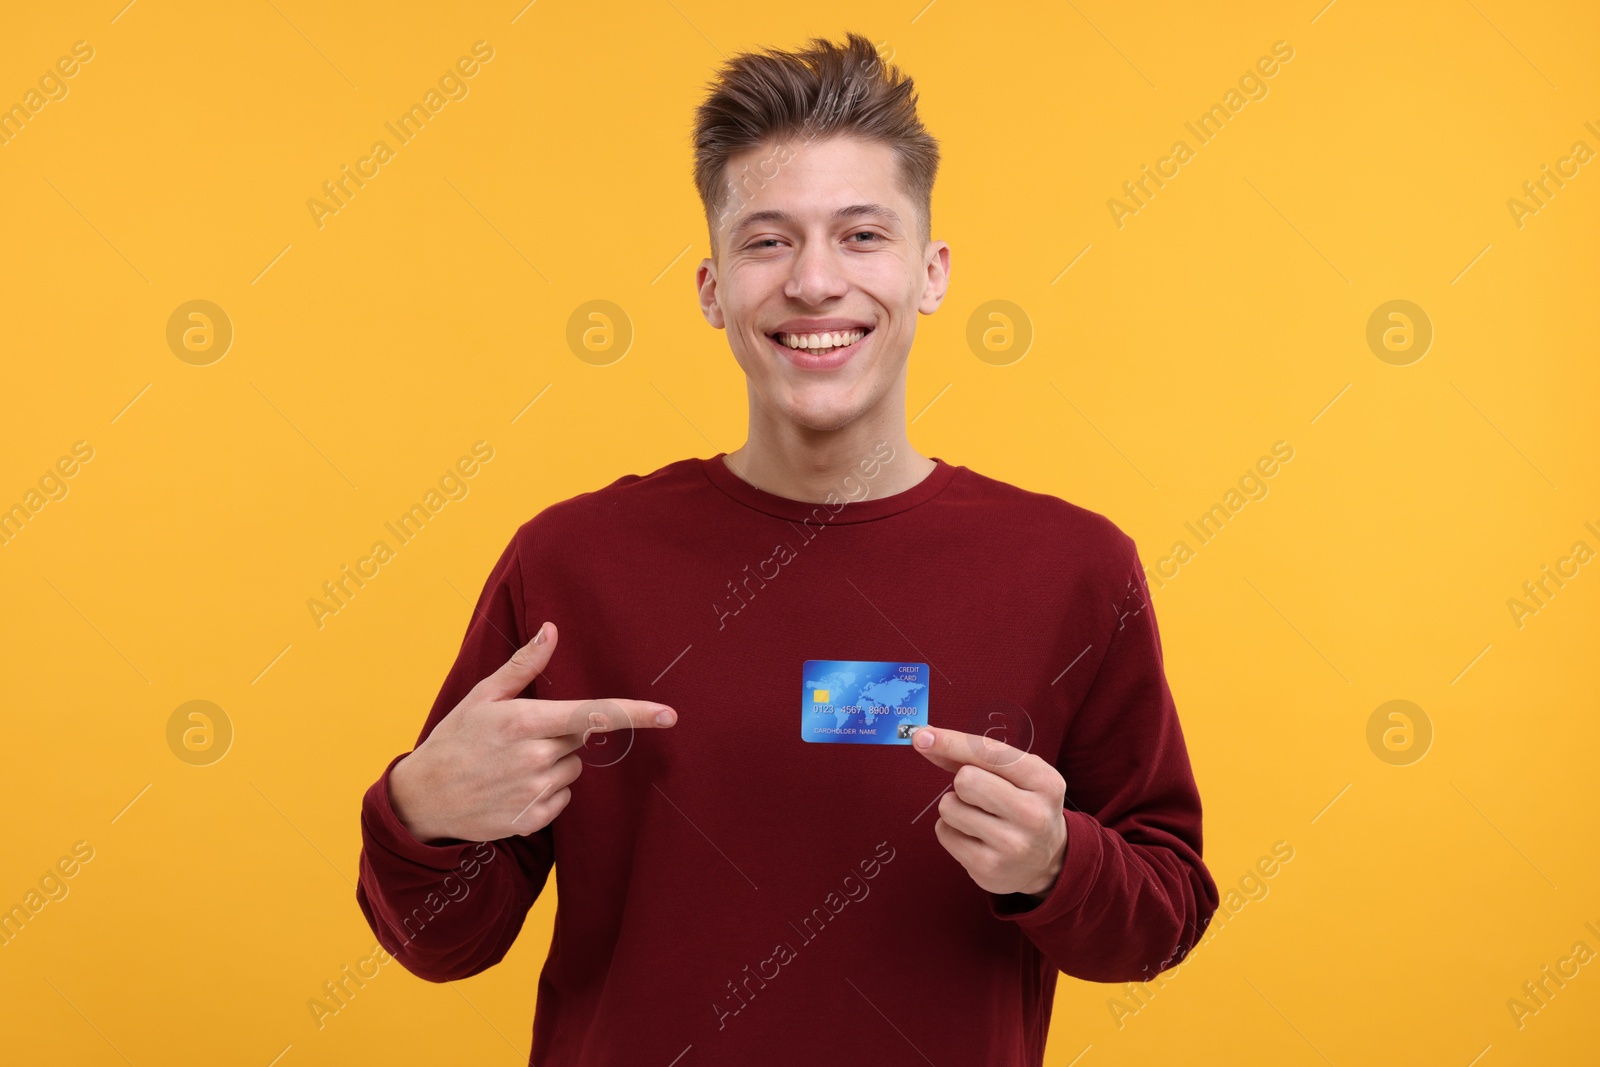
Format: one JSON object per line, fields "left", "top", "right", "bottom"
{"left": 2, "top": 1, "right": 1597, "bottom": 1063}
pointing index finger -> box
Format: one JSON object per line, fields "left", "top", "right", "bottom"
{"left": 510, "top": 698, "right": 677, "bottom": 741}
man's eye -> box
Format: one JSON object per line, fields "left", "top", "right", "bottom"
{"left": 742, "top": 233, "right": 880, "bottom": 249}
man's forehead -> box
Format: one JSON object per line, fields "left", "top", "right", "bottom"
{"left": 718, "top": 135, "right": 908, "bottom": 232}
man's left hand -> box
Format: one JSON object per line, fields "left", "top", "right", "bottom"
{"left": 911, "top": 726, "right": 1068, "bottom": 900}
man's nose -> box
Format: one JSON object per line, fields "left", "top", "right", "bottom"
{"left": 785, "top": 238, "right": 849, "bottom": 304}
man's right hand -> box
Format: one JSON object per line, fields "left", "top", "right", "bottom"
{"left": 387, "top": 621, "right": 677, "bottom": 845}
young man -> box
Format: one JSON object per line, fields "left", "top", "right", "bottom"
{"left": 356, "top": 32, "right": 1217, "bottom": 1065}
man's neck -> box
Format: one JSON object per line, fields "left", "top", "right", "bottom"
{"left": 722, "top": 419, "right": 935, "bottom": 505}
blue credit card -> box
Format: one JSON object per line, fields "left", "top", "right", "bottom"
{"left": 801, "top": 660, "right": 930, "bottom": 744}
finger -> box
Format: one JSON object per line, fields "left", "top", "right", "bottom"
{"left": 907, "top": 732, "right": 966, "bottom": 775}
{"left": 912, "top": 726, "right": 1051, "bottom": 791}
{"left": 509, "top": 696, "right": 678, "bottom": 741}
{"left": 476, "top": 620, "right": 560, "bottom": 702}
{"left": 541, "top": 706, "right": 648, "bottom": 759}
{"left": 949, "top": 763, "right": 1031, "bottom": 822}
{"left": 505, "top": 750, "right": 584, "bottom": 825}
{"left": 509, "top": 784, "right": 572, "bottom": 835}
{"left": 544, "top": 750, "right": 583, "bottom": 791}
{"left": 937, "top": 788, "right": 1008, "bottom": 845}
{"left": 933, "top": 814, "right": 988, "bottom": 864}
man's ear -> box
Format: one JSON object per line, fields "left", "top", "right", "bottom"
{"left": 919, "top": 240, "right": 951, "bottom": 315}
{"left": 697, "top": 257, "right": 726, "bottom": 329}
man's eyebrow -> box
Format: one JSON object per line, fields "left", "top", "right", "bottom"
{"left": 727, "top": 203, "right": 903, "bottom": 241}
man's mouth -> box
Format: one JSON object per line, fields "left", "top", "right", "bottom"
{"left": 769, "top": 328, "right": 871, "bottom": 351}
{"left": 765, "top": 327, "right": 873, "bottom": 369}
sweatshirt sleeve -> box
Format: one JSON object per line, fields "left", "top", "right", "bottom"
{"left": 987, "top": 549, "right": 1219, "bottom": 983}
{"left": 354, "top": 529, "right": 556, "bottom": 982}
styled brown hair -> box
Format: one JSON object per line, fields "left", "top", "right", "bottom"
{"left": 691, "top": 31, "right": 941, "bottom": 257}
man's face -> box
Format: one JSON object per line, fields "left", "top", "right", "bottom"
{"left": 696, "top": 135, "right": 950, "bottom": 434}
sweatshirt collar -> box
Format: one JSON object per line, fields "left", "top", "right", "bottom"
{"left": 698, "top": 452, "right": 958, "bottom": 525}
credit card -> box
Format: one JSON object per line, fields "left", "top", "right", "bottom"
{"left": 801, "top": 659, "right": 929, "bottom": 744}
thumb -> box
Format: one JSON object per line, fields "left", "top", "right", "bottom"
{"left": 478, "top": 620, "right": 557, "bottom": 700}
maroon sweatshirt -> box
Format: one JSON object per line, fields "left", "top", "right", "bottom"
{"left": 356, "top": 450, "right": 1217, "bottom": 1065}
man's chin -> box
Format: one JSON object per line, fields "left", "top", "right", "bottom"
{"left": 771, "top": 392, "right": 875, "bottom": 434}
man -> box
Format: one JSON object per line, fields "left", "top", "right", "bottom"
{"left": 356, "top": 31, "right": 1217, "bottom": 1065}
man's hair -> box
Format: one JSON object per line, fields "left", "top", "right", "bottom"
{"left": 691, "top": 31, "right": 941, "bottom": 258}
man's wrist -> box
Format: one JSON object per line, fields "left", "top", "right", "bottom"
{"left": 1020, "top": 870, "right": 1058, "bottom": 901}
{"left": 1019, "top": 814, "right": 1069, "bottom": 898}
{"left": 387, "top": 753, "right": 439, "bottom": 844}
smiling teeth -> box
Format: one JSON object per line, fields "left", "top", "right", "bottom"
{"left": 777, "top": 329, "right": 867, "bottom": 349}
